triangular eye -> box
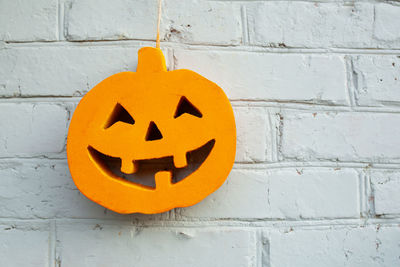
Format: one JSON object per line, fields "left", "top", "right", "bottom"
{"left": 104, "top": 103, "right": 135, "bottom": 129}
{"left": 174, "top": 96, "right": 202, "bottom": 118}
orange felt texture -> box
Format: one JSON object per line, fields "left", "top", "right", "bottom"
{"left": 67, "top": 47, "right": 236, "bottom": 214}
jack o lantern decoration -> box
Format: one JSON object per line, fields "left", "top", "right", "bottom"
{"left": 67, "top": 47, "right": 236, "bottom": 214}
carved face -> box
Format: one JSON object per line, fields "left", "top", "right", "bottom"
{"left": 67, "top": 47, "right": 236, "bottom": 214}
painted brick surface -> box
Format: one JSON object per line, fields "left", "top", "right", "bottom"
{"left": 66, "top": 0, "right": 242, "bottom": 45}
{"left": 247, "top": 2, "right": 400, "bottom": 49}
{"left": 0, "top": 103, "right": 68, "bottom": 157}
{"left": 0, "top": 46, "right": 149, "bottom": 97}
{"left": 281, "top": 112, "right": 400, "bottom": 162}
{"left": 0, "top": 161, "right": 125, "bottom": 219}
{"left": 181, "top": 168, "right": 359, "bottom": 220}
{"left": 266, "top": 168, "right": 360, "bottom": 219}
{"left": 0, "top": 0, "right": 57, "bottom": 41}
{"left": 234, "top": 107, "right": 269, "bottom": 162}
{"left": 162, "top": 0, "right": 242, "bottom": 45}
{"left": 65, "top": 0, "right": 157, "bottom": 41}
{"left": 174, "top": 50, "right": 348, "bottom": 104}
{"left": 1, "top": 0, "right": 400, "bottom": 266}
{"left": 179, "top": 169, "right": 269, "bottom": 219}
{"left": 373, "top": 4, "right": 400, "bottom": 44}
{"left": 352, "top": 55, "right": 400, "bottom": 106}
{"left": 371, "top": 169, "right": 400, "bottom": 216}
{"left": 57, "top": 224, "right": 256, "bottom": 267}
{"left": 269, "top": 226, "right": 400, "bottom": 267}
{"left": 0, "top": 222, "right": 50, "bottom": 267}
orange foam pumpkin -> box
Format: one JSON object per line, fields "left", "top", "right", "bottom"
{"left": 67, "top": 47, "right": 236, "bottom": 214}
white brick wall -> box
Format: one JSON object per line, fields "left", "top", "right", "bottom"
{"left": 370, "top": 169, "right": 400, "bottom": 216}
{"left": 280, "top": 111, "right": 400, "bottom": 162}
{"left": 246, "top": 2, "right": 400, "bottom": 48}
{"left": 174, "top": 50, "right": 348, "bottom": 104}
{"left": 0, "top": 222, "right": 50, "bottom": 267}
{"left": 0, "top": 103, "right": 68, "bottom": 157}
{"left": 0, "top": 0, "right": 58, "bottom": 42}
{"left": 1, "top": 0, "right": 399, "bottom": 266}
{"left": 57, "top": 225, "right": 256, "bottom": 267}
{"left": 269, "top": 225, "right": 400, "bottom": 267}
{"left": 352, "top": 55, "right": 400, "bottom": 106}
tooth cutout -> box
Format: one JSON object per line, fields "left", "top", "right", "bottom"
{"left": 155, "top": 171, "right": 172, "bottom": 190}
{"left": 174, "top": 153, "right": 188, "bottom": 168}
{"left": 145, "top": 121, "right": 163, "bottom": 141}
{"left": 174, "top": 96, "right": 202, "bottom": 118}
{"left": 120, "top": 159, "right": 138, "bottom": 174}
{"left": 104, "top": 103, "right": 135, "bottom": 129}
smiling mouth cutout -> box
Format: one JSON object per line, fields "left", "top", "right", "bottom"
{"left": 87, "top": 139, "right": 215, "bottom": 189}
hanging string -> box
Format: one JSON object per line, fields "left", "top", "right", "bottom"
{"left": 156, "top": 0, "right": 162, "bottom": 48}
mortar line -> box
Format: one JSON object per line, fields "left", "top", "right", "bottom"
{"left": 5, "top": 97, "right": 400, "bottom": 114}
{"left": 366, "top": 170, "right": 376, "bottom": 217}
{"left": 1, "top": 217, "right": 400, "bottom": 228}
{"left": 240, "top": 5, "right": 249, "bottom": 45}
{"left": 49, "top": 219, "right": 56, "bottom": 267}
{"left": 56, "top": 0, "right": 60, "bottom": 41}
{"left": 255, "top": 229, "right": 262, "bottom": 267}
{"left": 267, "top": 111, "right": 278, "bottom": 162}
{"left": 4, "top": 40, "right": 400, "bottom": 55}
{"left": 166, "top": 48, "right": 174, "bottom": 71}
{"left": 358, "top": 170, "right": 367, "bottom": 219}
{"left": 210, "top": 0, "right": 398, "bottom": 3}
{"left": 2, "top": 156, "right": 400, "bottom": 171}
{"left": 345, "top": 55, "right": 356, "bottom": 109}
{"left": 171, "top": 48, "right": 177, "bottom": 70}
{"left": 261, "top": 230, "right": 270, "bottom": 267}
{"left": 234, "top": 162, "right": 400, "bottom": 169}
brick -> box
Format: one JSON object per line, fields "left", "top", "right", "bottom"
{"left": 0, "top": 46, "right": 164, "bottom": 96}
{"left": 65, "top": 0, "right": 242, "bottom": 45}
{"left": 179, "top": 170, "right": 269, "bottom": 219}
{"left": 234, "top": 107, "right": 269, "bottom": 162}
{"left": 373, "top": 3, "right": 400, "bottom": 44}
{"left": 65, "top": 0, "right": 157, "bottom": 41}
{"left": 247, "top": 2, "right": 400, "bottom": 49}
{"left": 162, "top": 0, "right": 242, "bottom": 45}
{"left": 371, "top": 169, "right": 400, "bottom": 215}
{"left": 0, "top": 103, "right": 68, "bottom": 157}
{"left": 174, "top": 50, "right": 348, "bottom": 104}
{"left": 269, "top": 226, "right": 400, "bottom": 267}
{"left": 352, "top": 55, "right": 400, "bottom": 106}
{"left": 0, "top": 160, "right": 145, "bottom": 219}
{"left": 0, "top": 0, "right": 57, "bottom": 42}
{"left": 247, "top": 2, "right": 374, "bottom": 48}
{"left": 0, "top": 222, "right": 49, "bottom": 267}
{"left": 57, "top": 224, "right": 255, "bottom": 267}
{"left": 267, "top": 168, "right": 359, "bottom": 219}
{"left": 281, "top": 112, "right": 400, "bottom": 162}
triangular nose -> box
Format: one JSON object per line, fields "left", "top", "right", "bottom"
{"left": 145, "top": 121, "right": 163, "bottom": 141}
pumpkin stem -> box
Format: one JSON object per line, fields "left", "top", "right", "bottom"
{"left": 136, "top": 47, "right": 167, "bottom": 73}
